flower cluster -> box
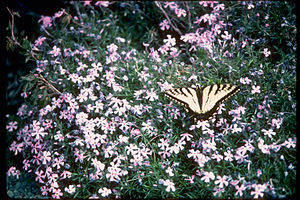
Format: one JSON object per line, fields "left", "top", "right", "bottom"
{"left": 6, "top": 1, "right": 296, "bottom": 199}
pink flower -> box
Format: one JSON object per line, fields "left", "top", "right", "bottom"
{"left": 194, "top": 16, "right": 201, "bottom": 25}
{"left": 221, "top": 31, "right": 232, "bottom": 40}
{"left": 35, "top": 169, "right": 46, "bottom": 183}
{"left": 145, "top": 88, "right": 159, "bottom": 101}
{"left": 163, "top": 179, "right": 176, "bottom": 192}
{"left": 257, "top": 138, "right": 270, "bottom": 154}
{"left": 48, "top": 45, "right": 61, "bottom": 57}
{"left": 23, "top": 159, "right": 31, "bottom": 171}
{"left": 257, "top": 169, "right": 262, "bottom": 177}
{"left": 283, "top": 138, "right": 296, "bottom": 148}
{"left": 240, "top": 77, "right": 252, "bottom": 84}
{"left": 241, "top": 40, "right": 247, "bottom": 48}
{"left": 263, "top": 48, "right": 271, "bottom": 57}
{"left": 74, "top": 149, "right": 87, "bottom": 163}
{"left": 149, "top": 49, "right": 161, "bottom": 62}
{"left": 247, "top": 3, "right": 254, "bottom": 10}
{"left": 212, "top": 153, "right": 223, "bottom": 162}
{"left": 158, "top": 138, "right": 170, "bottom": 150}
{"left": 52, "top": 188, "right": 63, "bottom": 198}
{"left": 65, "top": 185, "right": 76, "bottom": 194}
{"left": 95, "top": 1, "right": 109, "bottom": 7}
{"left": 224, "top": 150, "right": 234, "bottom": 162}
{"left": 175, "top": 8, "right": 186, "bottom": 17}
{"left": 83, "top": 1, "right": 92, "bottom": 6}
{"left": 61, "top": 170, "right": 72, "bottom": 179}
{"left": 169, "top": 142, "right": 184, "bottom": 154}
{"left": 40, "top": 186, "right": 48, "bottom": 196}
{"left": 251, "top": 85, "right": 261, "bottom": 94}
{"left": 231, "top": 124, "right": 242, "bottom": 134}
{"left": 271, "top": 118, "right": 282, "bottom": 129}
{"left": 98, "top": 187, "right": 112, "bottom": 197}
{"left": 82, "top": 49, "right": 91, "bottom": 58}
{"left": 31, "top": 142, "right": 42, "bottom": 154}
{"left": 126, "top": 144, "right": 139, "bottom": 156}
{"left": 9, "top": 141, "right": 24, "bottom": 155}
{"left": 106, "top": 163, "right": 122, "bottom": 182}
{"left": 38, "top": 16, "right": 52, "bottom": 28}
{"left": 32, "top": 153, "right": 42, "bottom": 165}
{"left": 7, "top": 166, "right": 17, "bottom": 177}
{"left": 166, "top": 167, "right": 174, "bottom": 176}
{"left": 201, "top": 171, "right": 215, "bottom": 182}
{"left": 199, "top": 1, "right": 208, "bottom": 7}
{"left": 214, "top": 175, "right": 229, "bottom": 188}
{"left": 235, "top": 147, "right": 248, "bottom": 162}
{"left": 200, "top": 14, "right": 217, "bottom": 25}
{"left": 54, "top": 9, "right": 65, "bottom": 19}
{"left": 170, "top": 47, "right": 180, "bottom": 58}
{"left": 31, "top": 126, "right": 48, "bottom": 140}
{"left": 164, "top": 2, "right": 178, "bottom": 10}
{"left": 235, "top": 184, "right": 246, "bottom": 197}
{"left": 159, "top": 19, "right": 170, "bottom": 30}
{"left": 6, "top": 121, "right": 18, "bottom": 132}
{"left": 214, "top": 3, "right": 225, "bottom": 11}
{"left": 185, "top": 175, "right": 195, "bottom": 183}
{"left": 41, "top": 151, "right": 51, "bottom": 165}
{"left": 163, "top": 35, "right": 176, "bottom": 47}
{"left": 250, "top": 183, "right": 266, "bottom": 198}
{"left": 107, "top": 43, "right": 118, "bottom": 52}
{"left": 52, "top": 157, "right": 65, "bottom": 170}
{"left": 180, "top": 133, "right": 193, "bottom": 141}
{"left": 158, "top": 149, "right": 171, "bottom": 159}
{"left": 212, "top": 24, "right": 222, "bottom": 35}
{"left": 34, "top": 36, "right": 46, "bottom": 46}
{"left": 158, "top": 44, "right": 169, "bottom": 54}
{"left": 202, "top": 138, "right": 216, "bottom": 152}
{"left": 262, "top": 129, "right": 276, "bottom": 139}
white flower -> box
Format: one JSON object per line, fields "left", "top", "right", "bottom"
{"left": 98, "top": 187, "right": 112, "bottom": 197}
{"left": 145, "top": 88, "right": 158, "bottom": 101}
{"left": 116, "top": 37, "right": 125, "bottom": 43}
{"left": 250, "top": 184, "right": 266, "bottom": 198}
{"left": 166, "top": 167, "right": 174, "bottom": 176}
{"left": 163, "top": 179, "right": 176, "bottom": 192}
{"left": 262, "top": 129, "right": 276, "bottom": 139}
{"left": 201, "top": 171, "right": 215, "bottom": 183}
{"left": 214, "top": 175, "right": 229, "bottom": 188}
{"left": 65, "top": 185, "right": 76, "bottom": 194}
{"left": 163, "top": 35, "right": 176, "bottom": 47}
{"left": 251, "top": 85, "right": 261, "bottom": 94}
{"left": 263, "top": 48, "right": 271, "bottom": 57}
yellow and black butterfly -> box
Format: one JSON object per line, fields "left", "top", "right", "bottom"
{"left": 164, "top": 84, "right": 240, "bottom": 122}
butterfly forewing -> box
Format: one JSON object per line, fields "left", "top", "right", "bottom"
{"left": 164, "top": 88, "right": 201, "bottom": 113}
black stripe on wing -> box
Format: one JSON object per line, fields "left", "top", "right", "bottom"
{"left": 164, "top": 88, "right": 198, "bottom": 113}
{"left": 194, "top": 85, "right": 240, "bottom": 121}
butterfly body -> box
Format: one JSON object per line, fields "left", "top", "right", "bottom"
{"left": 164, "top": 84, "right": 240, "bottom": 121}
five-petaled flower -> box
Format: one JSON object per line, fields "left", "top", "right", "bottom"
{"left": 163, "top": 179, "right": 176, "bottom": 192}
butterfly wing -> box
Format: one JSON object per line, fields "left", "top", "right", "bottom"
{"left": 199, "top": 84, "right": 240, "bottom": 119}
{"left": 164, "top": 87, "right": 201, "bottom": 114}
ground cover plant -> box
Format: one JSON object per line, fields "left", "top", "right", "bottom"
{"left": 6, "top": 1, "right": 296, "bottom": 199}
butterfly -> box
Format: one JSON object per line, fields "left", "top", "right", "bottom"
{"left": 164, "top": 84, "right": 240, "bottom": 121}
